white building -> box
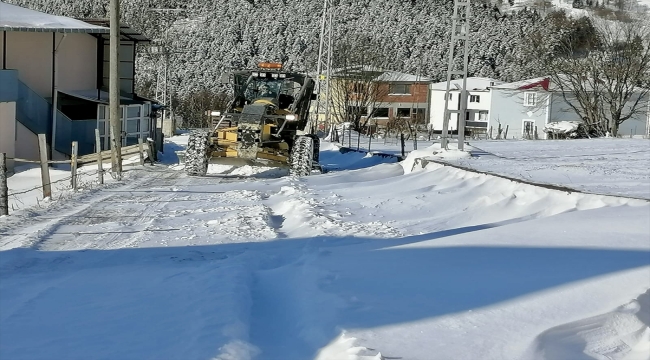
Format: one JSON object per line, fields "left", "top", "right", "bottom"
{"left": 427, "top": 75, "right": 649, "bottom": 140}
{"left": 489, "top": 77, "right": 649, "bottom": 139}
{"left": 428, "top": 77, "right": 504, "bottom": 135}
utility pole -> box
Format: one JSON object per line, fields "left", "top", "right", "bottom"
{"left": 147, "top": 8, "right": 185, "bottom": 135}
{"left": 311, "top": 0, "right": 334, "bottom": 135}
{"left": 109, "top": 0, "right": 122, "bottom": 177}
{"left": 441, "top": 0, "right": 471, "bottom": 151}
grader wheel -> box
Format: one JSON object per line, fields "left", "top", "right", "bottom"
{"left": 289, "top": 136, "right": 314, "bottom": 177}
{"left": 184, "top": 130, "right": 210, "bottom": 176}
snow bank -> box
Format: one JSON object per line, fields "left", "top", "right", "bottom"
{"left": 525, "top": 289, "right": 650, "bottom": 360}
{"left": 400, "top": 142, "right": 471, "bottom": 174}
{"left": 544, "top": 121, "right": 580, "bottom": 135}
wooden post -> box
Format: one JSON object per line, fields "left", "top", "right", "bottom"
{"left": 400, "top": 133, "right": 406, "bottom": 157}
{"left": 109, "top": 126, "right": 119, "bottom": 178}
{"left": 95, "top": 129, "right": 104, "bottom": 184}
{"left": 109, "top": 0, "right": 122, "bottom": 175}
{"left": 489, "top": 126, "right": 493, "bottom": 139}
{"left": 0, "top": 153, "right": 8, "bottom": 216}
{"left": 356, "top": 128, "right": 361, "bottom": 151}
{"left": 534, "top": 126, "right": 539, "bottom": 140}
{"left": 71, "top": 141, "right": 78, "bottom": 190}
{"left": 368, "top": 125, "right": 373, "bottom": 152}
{"left": 138, "top": 137, "right": 145, "bottom": 166}
{"left": 504, "top": 125, "right": 509, "bottom": 140}
{"left": 497, "top": 123, "right": 502, "bottom": 140}
{"left": 37, "top": 134, "right": 52, "bottom": 198}
{"left": 348, "top": 126, "right": 352, "bottom": 148}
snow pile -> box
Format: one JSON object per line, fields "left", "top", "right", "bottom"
{"left": 400, "top": 142, "right": 471, "bottom": 174}
{"left": 525, "top": 289, "right": 650, "bottom": 360}
{"left": 230, "top": 165, "right": 289, "bottom": 178}
{"left": 207, "top": 163, "right": 236, "bottom": 174}
{"left": 544, "top": 121, "right": 580, "bottom": 136}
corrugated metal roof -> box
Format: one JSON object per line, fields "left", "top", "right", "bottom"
{"left": 0, "top": 2, "right": 109, "bottom": 33}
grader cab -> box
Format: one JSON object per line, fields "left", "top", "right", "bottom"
{"left": 184, "top": 62, "right": 321, "bottom": 177}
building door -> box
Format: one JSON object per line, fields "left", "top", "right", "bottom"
{"left": 523, "top": 120, "right": 535, "bottom": 139}
{"left": 97, "top": 105, "right": 110, "bottom": 151}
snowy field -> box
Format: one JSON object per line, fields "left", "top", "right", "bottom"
{"left": 338, "top": 132, "right": 650, "bottom": 199}
{"left": 454, "top": 138, "right": 650, "bottom": 200}
{"left": 0, "top": 134, "right": 648, "bottom": 360}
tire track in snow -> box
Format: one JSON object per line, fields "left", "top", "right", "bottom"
{"left": 248, "top": 179, "right": 401, "bottom": 359}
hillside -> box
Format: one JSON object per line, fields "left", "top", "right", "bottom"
{"left": 3, "top": 1, "right": 544, "bottom": 94}
{"left": 4, "top": 0, "right": 648, "bottom": 106}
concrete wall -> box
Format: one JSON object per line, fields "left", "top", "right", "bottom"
{"left": 57, "top": 33, "right": 97, "bottom": 91}
{"left": 15, "top": 121, "right": 39, "bottom": 161}
{"left": 5, "top": 32, "right": 53, "bottom": 98}
{"left": 0, "top": 101, "right": 16, "bottom": 170}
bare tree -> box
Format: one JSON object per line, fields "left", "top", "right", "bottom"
{"left": 596, "top": 22, "right": 650, "bottom": 136}
{"left": 176, "top": 89, "right": 230, "bottom": 128}
{"left": 330, "top": 38, "right": 390, "bottom": 131}
{"left": 529, "top": 14, "right": 650, "bottom": 137}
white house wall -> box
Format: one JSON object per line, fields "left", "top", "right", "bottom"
{"left": 57, "top": 33, "right": 97, "bottom": 91}
{"left": 489, "top": 89, "right": 548, "bottom": 139}
{"left": 5, "top": 32, "right": 53, "bottom": 98}
{"left": 429, "top": 90, "right": 490, "bottom": 131}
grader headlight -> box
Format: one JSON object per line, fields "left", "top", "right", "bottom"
{"left": 285, "top": 114, "right": 298, "bottom": 121}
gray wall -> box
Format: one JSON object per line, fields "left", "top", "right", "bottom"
{"left": 549, "top": 92, "right": 648, "bottom": 136}
{"left": 489, "top": 89, "right": 548, "bottom": 139}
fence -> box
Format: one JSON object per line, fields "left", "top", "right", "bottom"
{"left": 0, "top": 131, "right": 156, "bottom": 216}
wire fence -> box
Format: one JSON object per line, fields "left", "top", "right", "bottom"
{"left": 0, "top": 130, "right": 161, "bottom": 216}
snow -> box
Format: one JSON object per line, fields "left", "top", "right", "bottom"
{"left": 0, "top": 2, "right": 109, "bottom": 32}
{"left": 453, "top": 138, "right": 650, "bottom": 199}
{"left": 0, "top": 134, "right": 648, "bottom": 360}
{"left": 544, "top": 120, "right": 581, "bottom": 135}
{"left": 4, "top": 155, "right": 146, "bottom": 215}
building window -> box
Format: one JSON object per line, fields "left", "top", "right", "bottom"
{"left": 373, "top": 107, "right": 390, "bottom": 117}
{"left": 347, "top": 106, "right": 368, "bottom": 116}
{"left": 389, "top": 84, "right": 410, "bottom": 95}
{"left": 397, "top": 108, "right": 411, "bottom": 117}
{"left": 478, "top": 110, "right": 488, "bottom": 121}
{"left": 465, "top": 111, "right": 471, "bottom": 121}
{"left": 445, "top": 93, "right": 453, "bottom": 100}
{"left": 469, "top": 95, "right": 480, "bottom": 103}
{"left": 524, "top": 92, "right": 537, "bottom": 107}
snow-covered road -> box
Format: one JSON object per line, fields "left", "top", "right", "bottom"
{"left": 1, "top": 139, "right": 649, "bottom": 360}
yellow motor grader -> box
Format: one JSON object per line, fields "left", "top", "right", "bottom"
{"left": 184, "top": 62, "right": 320, "bottom": 176}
